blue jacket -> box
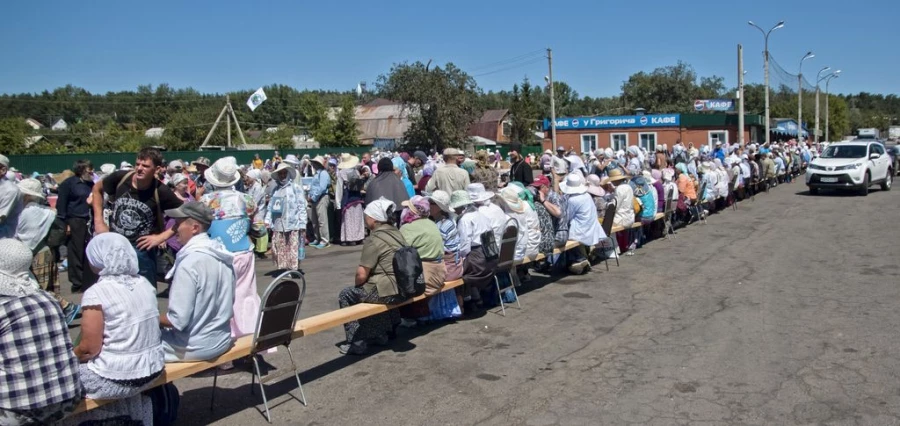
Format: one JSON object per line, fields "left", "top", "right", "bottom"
{"left": 308, "top": 170, "right": 331, "bottom": 203}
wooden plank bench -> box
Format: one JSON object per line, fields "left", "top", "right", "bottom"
{"left": 72, "top": 241, "right": 584, "bottom": 415}
{"left": 610, "top": 212, "right": 665, "bottom": 234}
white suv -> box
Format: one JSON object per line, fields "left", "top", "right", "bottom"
{"left": 806, "top": 141, "right": 893, "bottom": 196}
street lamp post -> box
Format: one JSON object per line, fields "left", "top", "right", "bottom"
{"left": 824, "top": 73, "right": 840, "bottom": 143}
{"left": 815, "top": 68, "right": 839, "bottom": 144}
{"left": 798, "top": 51, "right": 814, "bottom": 143}
{"left": 749, "top": 20, "right": 784, "bottom": 146}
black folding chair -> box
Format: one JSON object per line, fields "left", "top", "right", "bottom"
{"left": 245, "top": 271, "right": 308, "bottom": 422}
{"left": 493, "top": 219, "right": 520, "bottom": 316}
{"left": 690, "top": 182, "right": 708, "bottom": 225}
{"left": 599, "top": 202, "right": 619, "bottom": 270}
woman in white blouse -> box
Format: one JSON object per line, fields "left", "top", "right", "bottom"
{"left": 73, "top": 232, "right": 164, "bottom": 399}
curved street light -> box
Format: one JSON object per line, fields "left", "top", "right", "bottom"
{"left": 824, "top": 73, "right": 841, "bottom": 142}
{"left": 798, "top": 51, "right": 814, "bottom": 143}
{"left": 813, "top": 66, "right": 830, "bottom": 143}
{"left": 748, "top": 20, "right": 785, "bottom": 144}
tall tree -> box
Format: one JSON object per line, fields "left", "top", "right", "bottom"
{"left": 0, "top": 118, "right": 29, "bottom": 155}
{"left": 377, "top": 61, "right": 481, "bottom": 151}
{"left": 509, "top": 78, "right": 539, "bottom": 145}
{"left": 328, "top": 96, "right": 360, "bottom": 147}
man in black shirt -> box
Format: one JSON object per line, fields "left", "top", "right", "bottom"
{"left": 92, "top": 147, "right": 183, "bottom": 286}
{"left": 508, "top": 142, "right": 533, "bottom": 186}
{"left": 56, "top": 159, "right": 98, "bottom": 292}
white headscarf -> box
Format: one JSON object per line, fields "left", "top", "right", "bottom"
{"left": 0, "top": 238, "right": 39, "bottom": 296}
{"left": 364, "top": 197, "right": 395, "bottom": 223}
{"left": 87, "top": 233, "right": 146, "bottom": 290}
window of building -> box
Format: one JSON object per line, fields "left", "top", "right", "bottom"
{"left": 708, "top": 130, "right": 728, "bottom": 149}
{"left": 639, "top": 132, "right": 657, "bottom": 151}
{"left": 581, "top": 134, "right": 598, "bottom": 154}
{"left": 610, "top": 133, "right": 628, "bottom": 151}
{"left": 501, "top": 120, "right": 511, "bottom": 137}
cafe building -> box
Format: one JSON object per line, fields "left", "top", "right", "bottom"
{"left": 542, "top": 112, "right": 766, "bottom": 154}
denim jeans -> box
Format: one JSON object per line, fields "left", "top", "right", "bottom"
{"left": 134, "top": 246, "right": 158, "bottom": 288}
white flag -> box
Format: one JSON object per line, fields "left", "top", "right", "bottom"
{"left": 356, "top": 83, "right": 362, "bottom": 97}
{"left": 246, "top": 87, "right": 267, "bottom": 111}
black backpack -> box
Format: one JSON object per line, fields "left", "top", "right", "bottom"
{"left": 375, "top": 232, "right": 425, "bottom": 298}
{"left": 480, "top": 231, "right": 499, "bottom": 260}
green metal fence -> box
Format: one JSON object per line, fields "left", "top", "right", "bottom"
{"left": 7, "top": 147, "right": 374, "bottom": 174}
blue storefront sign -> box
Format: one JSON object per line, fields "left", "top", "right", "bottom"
{"left": 694, "top": 99, "right": 735, "bottom": 112}
{"left": 543, "top": 114, "right": 680, "bottom": 131}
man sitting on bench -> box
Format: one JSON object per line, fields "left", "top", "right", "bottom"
{"left": 160, "top": 202, "right": 235, "bottom": 362}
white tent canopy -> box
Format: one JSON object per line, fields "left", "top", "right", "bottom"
{"left": 468, "top": 135, "right": 497, "bottom": 146}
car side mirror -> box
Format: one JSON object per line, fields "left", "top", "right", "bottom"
{"left": 870, "top": 153, "right": 881, "bottom": 160}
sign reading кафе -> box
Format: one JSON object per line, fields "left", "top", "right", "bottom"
{"left": 543, "top": 113, "right": 681, "bottom": 131}
{"left": 693, "top": 99, "right": 735, "bottom": 112}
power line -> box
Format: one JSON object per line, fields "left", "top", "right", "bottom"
{"left": 466, "top": 49, "right": 545, "bottom": 72}
{"left": 473, "top": 57, "right": 545, "bottom": 77}
{"left": 0, "top": 97, "right": 224, "bottom": 105}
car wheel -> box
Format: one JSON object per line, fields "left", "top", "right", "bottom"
{"left": 882, "top": 170, "right": 892, "bottom": 191}
{"left": 859, "top": 173, "right": 870, "bottom": 196}
{"left": 808, "top": 187, "right": 819, "bottom": 195}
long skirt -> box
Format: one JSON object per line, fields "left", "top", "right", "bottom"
{"left": 231, "top": 251, "right": 262, "bottom": 338}
{"left": 463, "top": 248, "right": 497, "bottom": 299}
{"left": 338, "top": 285, "right": 405, "bottom": 344}
{"left": 272, "top": 230, "right": 300, "bottom": 270}
{"left": 78, "top": 364, "right": 160, "bottom": 400}
{"left": 340, "top": 201, "right": 366, "bottom": 243}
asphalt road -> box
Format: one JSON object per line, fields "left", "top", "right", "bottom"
{"left": 60, "top": 181, "right": 900, "bottom": 425}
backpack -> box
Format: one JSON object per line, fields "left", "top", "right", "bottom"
{"left": 111, "top": 171, "right": 165, "bottom": 232}
{"left": 45, "top": 217, "right": 67, "bottom": 249}
{"left": 147, "top": 382, "right": 180, "bottom": 426}
{"left": 480, "top": 230, "right": 499, "bottom": 260}
{"left": 375, "top": 232, "right": 426, "bottom": 298}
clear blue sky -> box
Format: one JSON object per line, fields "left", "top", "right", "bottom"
{"left": 1, "top": 0, "right": 896, "bottom": 97}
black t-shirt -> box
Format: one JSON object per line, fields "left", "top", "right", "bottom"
{"left": 103, "top": 170, "right": 183, "bottom": 242}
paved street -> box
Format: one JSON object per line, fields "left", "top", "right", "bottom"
{"left": 61, "top": 182, "right": 900, "bottom": 425}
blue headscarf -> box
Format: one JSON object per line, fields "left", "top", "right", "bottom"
{"left": 392, "top": 157, "right": 415, "bottom": 197}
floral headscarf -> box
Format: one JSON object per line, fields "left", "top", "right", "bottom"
{"left": 401, "top": 195, "right": 431, "bottom": 225}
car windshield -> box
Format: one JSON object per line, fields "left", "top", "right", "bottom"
{"left": 821, "top": 145, "right": 867, "bottom": 159}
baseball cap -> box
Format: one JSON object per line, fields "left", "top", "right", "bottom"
{"left": 164, "top": 201, "right": 213, "bottom": 226}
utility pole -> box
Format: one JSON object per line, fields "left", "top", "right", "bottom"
{"left": 226, "top": 95, "right": 232, "bottom": 148}
{"left": 547, "top": 48, "right": 557, "bottom": 152}
{"left": 798, "top": 51, "right": 814, "bottom": 143}
{"left": 738, "top": 44, "right": 745, "bottom": 146}
{"left": 749, "top": 20, "right": 784, "bottom": 146}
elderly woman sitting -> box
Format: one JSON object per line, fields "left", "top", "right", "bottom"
{"left": 337, "top": 198, "right": 409, "bottom": 355}
{"left": 74, "top": 233, "right": 164, "bottom": 400}
{"left": 559, "top": 173, "right": 606, "bottom": 274}
{"left": 0, "top": 239, "right": 83, "bottom": 424}
{"left": 397, "top": 195, "right": 447, "bottom": 325}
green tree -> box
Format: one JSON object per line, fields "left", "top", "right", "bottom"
{"left": 263, "top": 126, "right": 296, "bottom": 151}
{"left": 509, "top": 79, "right": 539, "bottom": 145}
{"left": 299, "top": 93, "right": 334, "bottom": 144}
{"left": 328, "top": 96, "right": 360, "bottom": 147}
{"left": 0, "top": 118, "right": 29, "bottom": 155}
{"left": 621, "top": 61, "right": 725, "bottom": 113}
{"left": 377, "top": 61, "right": 481, "bottom": 151}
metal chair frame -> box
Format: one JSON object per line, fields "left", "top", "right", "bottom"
{"left": 662, "top": 187, "right": 676, "bottom": 240}
{"left": 210, "top": 270, "right": 308, "bottom": 422}
{"left": 493, "top": 219, "right": 520, "bottom": 316}
{"left": 599, "top": 201, "right": 619, "bottom": 270}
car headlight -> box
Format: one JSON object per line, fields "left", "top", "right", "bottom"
{"left": 835, "top": 163, "right": 863, "bottom": 171}
{"left": 808, "top": 164, "right": 825, "bottom": 170}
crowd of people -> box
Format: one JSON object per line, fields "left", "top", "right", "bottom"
{"left": 0, "top": 137, "right": 816, "bottom": 422}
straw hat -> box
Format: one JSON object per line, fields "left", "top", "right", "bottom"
{"left": 642, "top": 170, "right": 657, "bottom": 185}
{"left": 449, "top": 190, "right": 474, "bottom": 209}
{"left": 338, "top": 153, "right": 360, "bottom": 170}
{"left": 191, "top": 157, "right": 210, "bottom": 168}
{"left": 559, "top": 172, "right": 588, "bottom": 195}
{"left": 283, "top": 154, "right": 300, "bottom": 166}
{"left": 204, "top": 156, "right": 241, "bottom": 188}
{"left": 311, "top": 156, "right": 326, "bottom": 168}
{"left": 427, "top": 190, "right": 452, "bottom": 213}
{"left": 499, "top": 187, "right": 525, "bottom": 213}
{"left": 600, "top": 168, "right": 628, "bottom": 186}
{"left": 466, "top": 183, "right": 494, "bottom": 203}
{"left": 17, "top": 178, "right": 45, "bottom": 200}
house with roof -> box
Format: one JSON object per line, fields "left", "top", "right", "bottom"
{"left": 144, "top": 127, "right": 165, "bottom": 138}
{"left": 468, "top": 109, "right": 511, "bottom": 144}
{"left": 51, "top": 119, "right": 68, "bottom": 131}
{"left": 25, "top": 118, "right": 44, "bottom": 130}
{"left": 354, "top": 99, "right": 414, "bottom": 150}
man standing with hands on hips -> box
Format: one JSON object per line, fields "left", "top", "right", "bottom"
{"left": 92, "top": 147, "right": 183, "bottom": 286}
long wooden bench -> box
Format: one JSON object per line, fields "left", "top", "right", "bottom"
{"left": 610, "top": 212, "right": 665, "bottom": 234}
{"left": 71, "top": 241, "right": 584, "bottom": 415}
